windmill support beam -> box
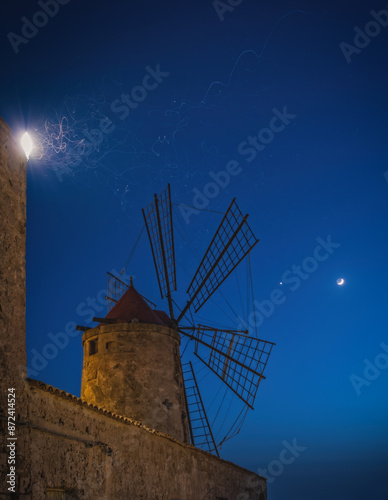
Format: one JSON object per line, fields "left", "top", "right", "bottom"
{"left": 76, "top": 325, "right": 90, "bottom": 332}
{"left": 92, "top": 317, "right": 116, "bottom": 324}
{"left": 222, "top": 334, "right": 235, "bottom": 381}
{"left": 154, "top": 192, "right": 175, "bottom": 320}
{"left": 142, "top": 207, "right": 164, "bottom": 299}
{"left": 179, "top": 326, "right": 248, "bottom": 334}
{"left": 155, "top": 194, "right": 174, "bottom": 320}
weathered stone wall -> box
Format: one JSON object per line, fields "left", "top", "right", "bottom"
{"left": 25, "top": 381, "right": 266, "bottom": 500}
{"left": 0, "top": 117, "right": 27, "bottom": 403}
{"left": 0, "top": 117, "right": 30, "bottom": 497}
{"left": 81, "top": 323, "right": 190, "bottom": 443}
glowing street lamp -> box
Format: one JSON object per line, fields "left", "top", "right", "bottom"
{"left": 21, "top": 132, "right": 33, "bottom": 160}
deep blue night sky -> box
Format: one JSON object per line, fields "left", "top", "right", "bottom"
{"left": 1, "top": 0, "right": 388, "bottom": 498}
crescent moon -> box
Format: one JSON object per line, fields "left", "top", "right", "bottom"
{"left": 337, "top": 278, "right": 344, "bottom": 285}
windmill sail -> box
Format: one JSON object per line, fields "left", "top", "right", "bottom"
{"left": 142, "top": 184, "right": 176, "bottom": 319}
{"left": 182, "top": 362, "right": 219, "bottom": 457}
{"left": 177, "top": 199, "right": 258, "bottom": 322}
{"left": 180, "top": 326, "right": 274, "bottom": 409}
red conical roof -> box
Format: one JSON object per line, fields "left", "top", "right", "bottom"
{"left": 104, "top": 284, "right": 170, "bottom": 326}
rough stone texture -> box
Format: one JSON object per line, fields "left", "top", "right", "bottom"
{"left": 0, "top": 117, "right": 267, "bottom": 499}
{"left": 0, "top": 117, "right": 31, "bottom": 498}
{"left": 81, "top": 323, "right": 190, "bottom": 443}
{"left": 24, "top": 381, "right": 266, "bottom": 499}
{"left": 0, "top": 117, "right": 27, "bottom": 401}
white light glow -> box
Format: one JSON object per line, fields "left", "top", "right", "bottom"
{"left": 21, "top": 132, "right": 33, "bottom": 159}
{"left": 336, "top": 278, "right": 345, "bottom": 286}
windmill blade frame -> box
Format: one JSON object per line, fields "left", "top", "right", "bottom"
{"left": 177, "top": 199, "right": 258, "bottom": 323}
{"left": 142, "top": 184, "right": 176, "bottom": 319}
{"left": 180, "top": 325, "right": 275, "bottom": 409}
{"left": 182, "top": 362, "right": 219, "bottom": 457}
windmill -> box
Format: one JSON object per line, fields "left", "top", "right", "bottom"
{"left": 102, "top": 185, "right": 275, "bottom": 457}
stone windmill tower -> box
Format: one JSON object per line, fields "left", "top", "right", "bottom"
{"left": 80, "top": 279, "right": 190, "bottom": 442}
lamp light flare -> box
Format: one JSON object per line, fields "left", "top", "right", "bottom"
{"left": 21, "top": 132, "right": 33, "bottom": 159}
